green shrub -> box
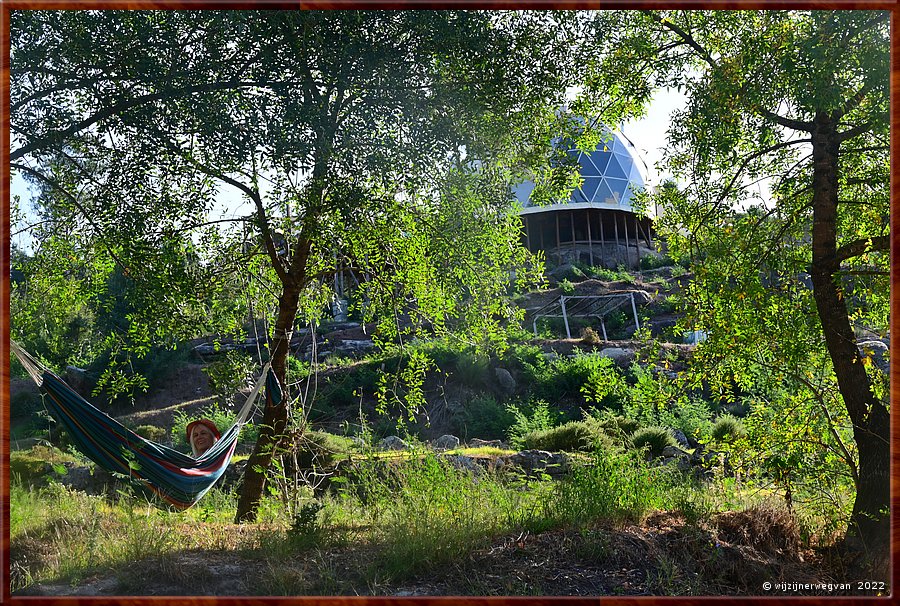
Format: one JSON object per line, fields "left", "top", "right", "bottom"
{"left": 640, "top": 254, "right": 675, "bottom": 271}
{"left": 655, "top": 295, "right": 680, "bottom": 314}
{"left": 593, "top": 413, "right": 640, "bottom": 444}
{"left": 89, "top": 344, "right": 192, "bottom": 400}
{"left": 669, "top": 397, "right": 713, "bottom": 444}
{"left": 580, "top": 356, "right": 629, "bottom": 410}
{"left": 521, "top": 420, "right": 610, "bottom": 452}
{"left": 590, "top": 265, "right": 634, "bottom": 282}
{"left": 549, "top": 446, "right": 677, "bottom": 527}
{"left": 452, "top": 394, "right": 514, "bottom": 441}
{"left": 10, "top": 446, "right": 80, "bottom": 486}
{"left": 202, "top": 350, "right": 257, "bottom": 404}
{"left": 321, "top": 383, "right": 356, "bottom": 409}
{"left": 133, "top": 425, "right": 167, "bottom": 443}
{"left": 286, "top": 355, "right": 311, "bottom": 383}
{"left": 454, "top": 351, "right": 490, "bottom": 387}
{"left": 501, "top": 342, "right": 546, "bottom": 375}
{"left": 506, "top": 399, "right": 560, "bottom": 449}
{"left": 11, "top": 390, "right": 43, "bottom": 418}
{"left": 416, "top": 339, "right": 460, "bottom": 372}
{"left": 291, "top": 430, "right": 356, "bottom": 468}
{"left": 533, "top": 353, "right": 613, "bottom": 403}
{"left": 630, "top": 426, "right": 677, "bottom": 457}
{"left": 604, "top": 310, "right": 628, "bottom": 330}
{"left": 711, "top": 414, "right": 746, "bottom": 444}
{"left": 559, "top": 278, "right": 576, "bottom": 296}
{"left": 556, "top": 264, "right": 586, "bottom": 282}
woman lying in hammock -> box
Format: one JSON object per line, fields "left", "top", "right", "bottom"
{"left": 186, "top": 419, "right": 220, "bottom": 456}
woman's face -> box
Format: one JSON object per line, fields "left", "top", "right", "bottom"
{"left": 190, "top": 424, "right": 216, "bottom": 455}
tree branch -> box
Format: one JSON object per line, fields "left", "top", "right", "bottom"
{"left": 11, "top": 79, "right": 277, "bottom": 162}
{"left": 756, "top": 107, "right": 814, "bottom": 133}
{"left": 159, "top": 140, "right": 290, "bottom": 283}
{"left": 717, "top": 138, "right": 812, "bottom": 206}
{"left": 640, "top": 10, "right": 717, "bottom": 69}
{"left": 833, "top": 235, "right": 889, "bottom": 264}
{"left": 11, "top": 163, "right": 131, "bottom": 273}
{"left": 836, "top": 80, "right": 876, "bottom": 120}
{"left": 837, "top": 115, "right": 887, "bottom": 142}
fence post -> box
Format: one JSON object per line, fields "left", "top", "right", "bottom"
{"left": 630, "top": 292, "right": 640, "bottom": 334}
{"left": 560, "top": 296, "right": 572, "bottom": 339}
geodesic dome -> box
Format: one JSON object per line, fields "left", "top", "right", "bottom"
{"left": 515, "top": 128, "right": 650, "bottom": 215}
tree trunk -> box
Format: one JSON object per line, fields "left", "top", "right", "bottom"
{"left": 808, "top": 112, "right": 890, "bottom": 555}
{"left": 235, "top": 282, "right": 302, "bottom": 522}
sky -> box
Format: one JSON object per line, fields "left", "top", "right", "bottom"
{"left": 621, "top": 87, "right": 687, "bottom": 186}
{"left": 9, "top": 89, "right": 687, "bottom": 253}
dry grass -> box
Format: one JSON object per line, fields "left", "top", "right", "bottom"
{"left": 714, "top": 502, "right": 802, "bottom": 558}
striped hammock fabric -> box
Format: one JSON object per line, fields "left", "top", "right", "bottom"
{"left": 10, "top": 341, "right": 281, "bottom": 509}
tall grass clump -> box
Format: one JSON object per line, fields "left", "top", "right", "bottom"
{"left": 548, "top": 447, "right": 677, "bottom": 527}
{"left": 11, "top": 481, "right": 111, "bottom": 587}
{"left": 10, "top": 480, "right": 52, "bottom": 538}
{"left": 630, "top": 426, "right": 677, "bottom": 457}
{"left": 105, "top": 492, "right": 176, "bottom": 565}
{"left": 711, "top": 414, "right": 746, "bottom": 444}
{"left": 371, "top": 454, "right": 522, "bottom": 578}
{"left": 520, "top": 420, "right": 611, "bottom": 453}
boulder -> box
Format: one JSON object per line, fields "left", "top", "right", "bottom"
{"left": 660, "top": 445, "right": 690, "bottom": 459}
{"left": 671, "top": 429, "right": 691, "bottom": 448}
{"left": 548, "top": 263, "right": 585, "bottom": 282}
{"left": 599, "top": 347, "right": 634, "bottom": 363}
{"left": 378, "top": 436, "right": 409, "bottom": 451}
{"left": 432, "top": 434, "right": 461, "bottom": 451}
{"left": 505, "top": 450, "right": 569, "bottom": 478}
{"left": 330, "top": 339, "right": 376, "bottom": 358}
{"left": 65, "top": 366, "right": 95, "bottom": 398}
{"left": 493, "top": 367, "right": 516, "bottom": 397}
{"left": 445, "top": 399, "right": 466, "bottom": 415}
{"left": 656, "top": 446, "right": 692, "bottom": 472}
{"left": 857, "top": 339, "right": 889, "bottom": 374}
{"left": 442, "top": 454, "right": 480, "bottom": 473}
{"left": 55, "top": 463, "right": 117, "bottom": 495}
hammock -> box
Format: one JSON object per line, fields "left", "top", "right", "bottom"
{"left": 10, "top": 340, "right": 282, "bottom": 510}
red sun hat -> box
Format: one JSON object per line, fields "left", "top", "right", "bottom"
{"left": 186, "top": 418, "right": 221, "bottom": 442}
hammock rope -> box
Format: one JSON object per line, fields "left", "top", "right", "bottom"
{"left": 9, "top": 340, "right": 281, "bottom": 509}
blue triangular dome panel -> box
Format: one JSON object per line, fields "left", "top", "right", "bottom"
{"left": 595, "top": 180, "right": 616, "bottom": 204}
{"left": 605, "top": 178, "right": 629, "bottom": 203}
{"left": 581, "top": 178, "right": 601, "bottom": 201}
{"left": 612, "top": 137, "right": 629, "bottom": 155}
{"left": 605, "top": 155, "right": 628, "bottom": 180}
{"left": 584, "top": 151, "right": 611, "bottom": 175}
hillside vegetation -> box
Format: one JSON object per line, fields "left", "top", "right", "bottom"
{"left": 10, "top": 260, "right": 882, "bottom": 596}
